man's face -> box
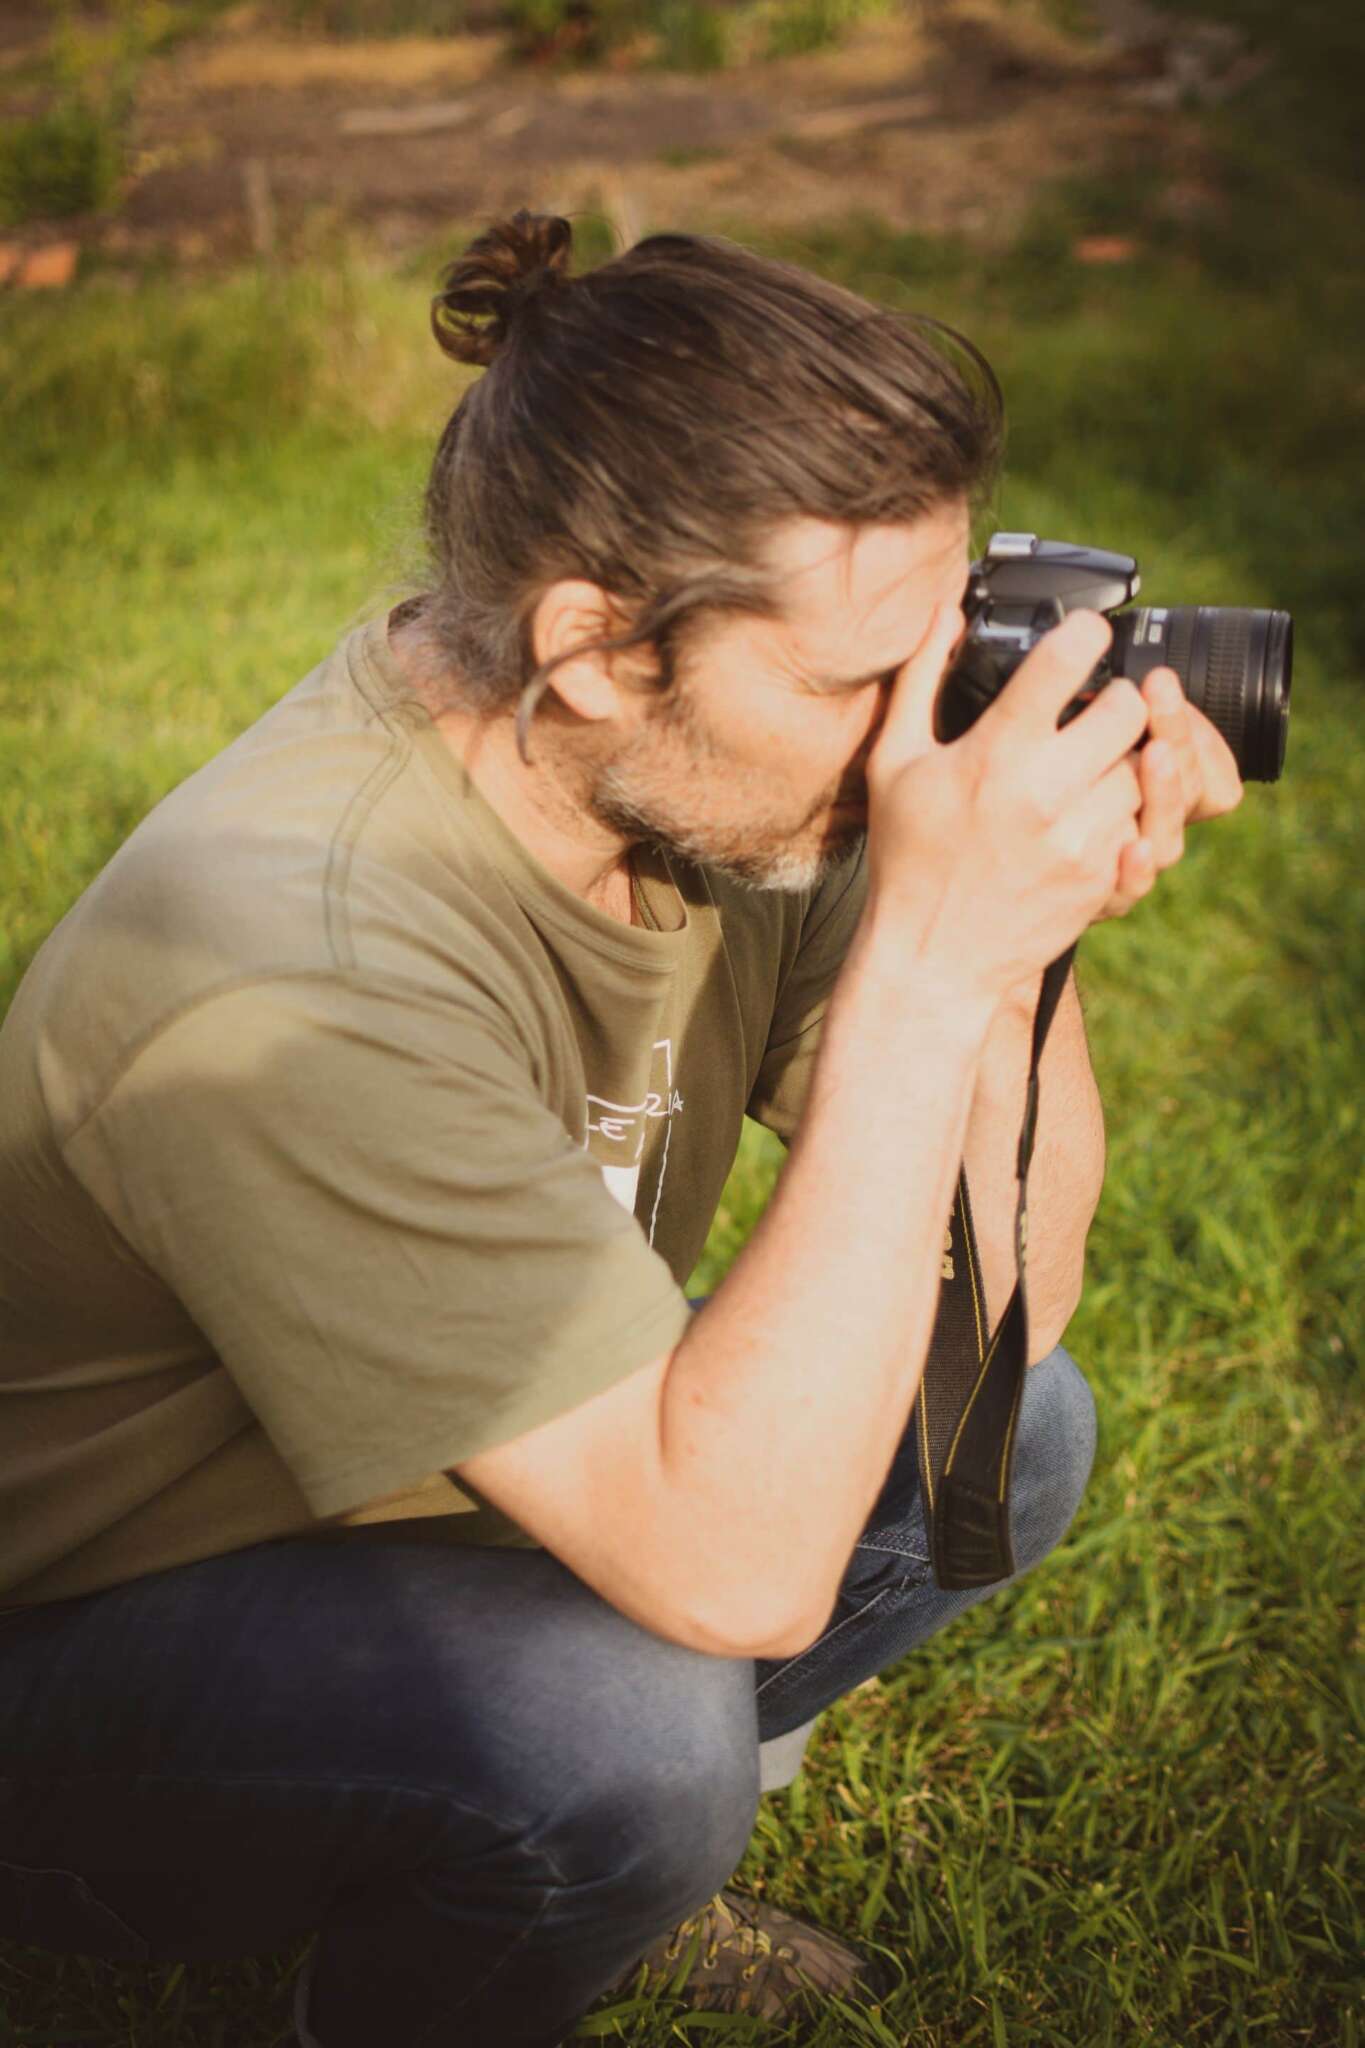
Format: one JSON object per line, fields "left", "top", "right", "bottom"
{"left": 588, "top": 501, "right": 972, "bottom": 891}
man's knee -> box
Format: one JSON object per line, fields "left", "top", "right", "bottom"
{"left": 539, "top": 1647, "right": 760, "bottom": 1916}
{"left": 383, "top": 1560, "right": 761, "bottom": 1918}
{"left": 1008, "top": 1345, "right": 1097, "bottom": 1574}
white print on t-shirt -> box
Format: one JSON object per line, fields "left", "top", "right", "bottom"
{"left": 586, "top": 1037, "right": 685, "bottom": 1245}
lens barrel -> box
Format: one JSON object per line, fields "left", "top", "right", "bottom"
{"left": 1113, "top": 606, "right": 1293, "bottom": 782}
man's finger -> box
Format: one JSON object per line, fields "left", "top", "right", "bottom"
{"left": 1052, "top": 751, "right": 1143, "bottom": 868}
{"left": 981, "top": 609, "right": 1116, "bottom": 740}
{"left": 1096, "top": 834, "right": 1159, "bottom": 922}
{"left": 1135, "top": 738, "right": 1186, "bottom": 867}
{"left": 1141, "top": 667, "right": 1243, "bottom": 821}
{"left": 875, "top": 600, "right": 969, "bottom": 764}
{"left": 1141, "top": 668, "right": 1202, "bottom": 816}
{"left": 1042, "top": 670, "right": 1150, "bottom": 810}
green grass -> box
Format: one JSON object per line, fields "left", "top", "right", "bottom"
{"left": 279, "top": 0, "right": 467, "bottom": 37}
{"left": 500, "top": 0, "right": 888, "bottom": 69}
{"left": 759, "top": 0, "right": 888, "bottom": 61}
{"left": 2, "top": 15, "right": 1363, "bottom": 2041}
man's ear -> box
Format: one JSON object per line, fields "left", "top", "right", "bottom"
{"left": 529, "top": 579, "right": 657, "bottom": 727}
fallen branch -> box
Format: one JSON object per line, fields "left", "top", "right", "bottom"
{"left": 339, "top": 100, "right": 474, "bottom": 138}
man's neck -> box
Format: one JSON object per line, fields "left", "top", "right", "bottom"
{"left": 389, "top": 615, "right": 638, "bottom": 924}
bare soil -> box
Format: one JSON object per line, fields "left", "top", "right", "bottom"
{"left": 0, "top": 0, "right": 1256, "bottom": 270}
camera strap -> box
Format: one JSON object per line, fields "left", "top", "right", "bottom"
{"left": 914, "top": 942, "right": 1078, "bottom": 1590}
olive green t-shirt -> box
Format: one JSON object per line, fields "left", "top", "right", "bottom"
{"left": 0, "top": 613, "right": 868, "bottom": 1605}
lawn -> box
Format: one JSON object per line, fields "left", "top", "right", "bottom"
{"left": 1, "top": 8, "right": 1362, "bottom": 2041}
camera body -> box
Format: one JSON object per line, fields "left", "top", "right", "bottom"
{"left": 935, "top": 533, "right": 1292, "bottom": 782}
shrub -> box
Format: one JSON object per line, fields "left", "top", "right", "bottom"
{"left": 279, "top": 0, "right": 467, "bottom": 38}
{"left": 0, "top": 98, "right": 123, "bottom": 224}
{"left": 651, "top": 0, "right": 732, "bottom": 68}
{"left": 764, "top": 0, "right": 852, "bottom": 58}
{"left": 501, "top": 0, "right": 883, "bottom": 69}
{"left": 503, "top": 0, "right": 642, "bottom": 61}
{"left": 0, "top": 5, "right": 143, "bottom": 228}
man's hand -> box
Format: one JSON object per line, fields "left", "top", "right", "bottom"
{"left": 1095, "top": 666, "right": 1244, "bottom": 920}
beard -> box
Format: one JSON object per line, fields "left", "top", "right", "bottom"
{"left": 586, "top": 688, "right": 867, "bottom": 894}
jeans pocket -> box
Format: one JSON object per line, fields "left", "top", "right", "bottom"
{"left": 839, "top": 1537, "right": 931, "bottom": 1603}
{"left": 755, "top": 1578, "right": 907, "bottom": 1730}
{"left": 0, "top": 1858, "right": 150, "bottom": 1961}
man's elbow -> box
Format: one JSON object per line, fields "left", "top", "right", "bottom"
{"left": 745, "top": 1597, "right": 834, "bottom": 1662}
{"left": 664, "top": 1582, "right": 835, "bottom": 1662}
{"left": 1027, "top": 1258, "right": 1088, "bottom": 1364}
{"left": 1029, "top": 1301, "right": 1081, "bottom": 1364}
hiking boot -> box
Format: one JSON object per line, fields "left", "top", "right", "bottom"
{"left": 612, "top": 1886, "right": 896, "bottom": 2023}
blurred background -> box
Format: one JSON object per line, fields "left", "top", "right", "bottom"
{"left": 2, "top": 0, "right": 1361, "bottom": 2042}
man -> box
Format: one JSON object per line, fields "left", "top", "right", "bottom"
{"left": 0, "top": 215, "right": 1241, "bottom": 2045}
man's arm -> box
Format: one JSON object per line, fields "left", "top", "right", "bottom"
{"left": 961, "top": 966, "right": 1105, "bottom": 1361}
{"left": 453, "top": 655, "right": 1237, "bottom": 1662}
{"left": 456, "top": 613, "right": 1149, "bottom": 1661}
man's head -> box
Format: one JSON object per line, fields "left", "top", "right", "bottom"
{"left": 418, "top": 210, "right": 1001, "bottom": 888}
{"left": 528, "top": 504, "right": 972, "bottom": 892}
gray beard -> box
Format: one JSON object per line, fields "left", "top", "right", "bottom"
{"left": 589, "top": 773, "right": 863, "bottom": 894}
{"left": 583, "top": 676, "right": 867, "bottom": 894}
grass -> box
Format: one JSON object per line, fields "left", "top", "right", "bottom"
{"left": 2, "top": 12, "right": 1362, "bottom": 2042}
{"left": 279, "top": 0, "right": 468, "bottom": 36}
{"left": 501, "top": 0, "right": 890, "bottom": 69}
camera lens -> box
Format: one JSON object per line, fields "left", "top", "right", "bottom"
{"left": 1114, "top": 606, "right": 1293, "bottom": 781}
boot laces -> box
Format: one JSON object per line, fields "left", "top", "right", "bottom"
{"left": 663, "top": 1893, "right": 799, "bottom": 1978}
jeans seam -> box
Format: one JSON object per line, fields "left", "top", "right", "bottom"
{"left": 0, "top": 1856, "right": 151, "bottom": 1960}
{"left": 755, "top": 1582, "right": 904, "bottom": 1701}
{"left": 412, "top": 1884, "right": 559, "bottom": 2043}
{"left": 853, "top": 1538, "right": 929, "bottom": 1565}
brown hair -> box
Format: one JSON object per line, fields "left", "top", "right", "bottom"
{"left": 422, "top": 209, "right": 1004, "bottom": 757}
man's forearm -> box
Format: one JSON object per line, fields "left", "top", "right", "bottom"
{"left": 961, "top": 967, "right": 1106, "bottom": 1359}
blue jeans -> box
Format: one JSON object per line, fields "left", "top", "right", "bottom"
{"left": 0, "top": 1347, "right": 1095, "bottom": 2048}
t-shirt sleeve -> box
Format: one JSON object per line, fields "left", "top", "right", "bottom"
{"left": 63, "top": 973, "right": 693, "bottom": 1519}
{"left": 746, "top": 844, "right": 869, "bottom": 1143}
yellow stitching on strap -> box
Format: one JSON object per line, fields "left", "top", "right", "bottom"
{"left": 942, "top": 1307, "right": 1006, "bottom": 1475}
{"left": 959, "top": 1172, "right": 986, "bottom": 1361}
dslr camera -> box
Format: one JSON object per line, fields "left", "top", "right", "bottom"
{"left": 936, "top": 533, "right": 1293, "bottom": 781}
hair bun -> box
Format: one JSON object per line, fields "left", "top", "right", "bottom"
{"left": 431, "top": 210, "right": 574, "bottom": 367}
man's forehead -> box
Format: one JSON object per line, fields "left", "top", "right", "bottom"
{"left": 761, "top": 510, "right": 970, "bottom": 660}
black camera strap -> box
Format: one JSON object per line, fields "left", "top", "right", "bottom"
{"left": 914, "top": 943, "right": 1078, "bottom": 1589}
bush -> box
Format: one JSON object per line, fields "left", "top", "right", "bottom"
{"left": 0, "top": 5, "right": 145, "bottom": 228}
{"left": 503, "top": 0, "right": 640, "bottom": 61}
{"left": 651, "top": 0, "right": 732, "bottom": 68}
{"left": 0, "top": 97, "right": 124, "bottom": 224}
{"left": 278, "top": 0, "right": 467, "bottom": 38}
{"left": 763, "top": 0, "right": 874, "bottom": 59}
{"left": 501, "top": 0, "right": 884, "bottom": 69}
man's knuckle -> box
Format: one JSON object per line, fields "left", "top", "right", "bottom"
{"left": 1023, "top": 786, "right": 1056, "bottom": 831}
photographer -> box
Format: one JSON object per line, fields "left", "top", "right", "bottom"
{"left": 0, "top": 214, "right": 1241, "bottom": 2045}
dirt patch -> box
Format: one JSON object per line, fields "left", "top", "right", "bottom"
{"left": 1, "top": 0, "right": 1257, "bottom": 271}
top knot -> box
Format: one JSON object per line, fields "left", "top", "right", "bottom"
{"left": 431, "top": 210, "right": 575, "bottom": 368}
